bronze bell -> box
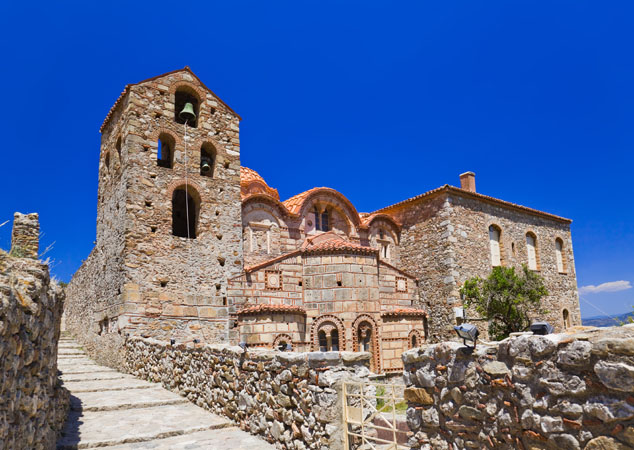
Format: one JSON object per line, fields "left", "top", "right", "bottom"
{"left": 201, "top": 160, "right": 212, "bottom": 173}
{"left": 179, "top": 102, "right": 196, "bottom": 122}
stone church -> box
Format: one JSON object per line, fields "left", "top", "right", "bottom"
{"left": 65, "top": 68, "right": 581, "bottom": 374}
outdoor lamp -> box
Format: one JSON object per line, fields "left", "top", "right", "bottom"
{"left": 454, "top": 323, "right": 479, "bottom": 348}
{"left": 170, "top": 339, "right": 176, "bottom": 345}
{"left": 530, "top": 322, "right": 554, "bottom": 335}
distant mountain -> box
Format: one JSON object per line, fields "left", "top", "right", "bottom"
{"left": 582, "top": 310, "right": 634, "bottom": 327}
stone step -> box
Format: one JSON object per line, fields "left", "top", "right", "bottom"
{"left": 58, "top": 357, "right": 94, "bottom": 363}
{"left": 59, "top": 350, "right": 85, "bottom": 355}
{"left": 95, "top": 426, "right": 276, "bottom": 449}
{"left": 70, "top": 387, "right": 189, "bottom": 412}
{"left": 59, "top": 365, "right": 117, "bottom": 375}
{"left": 61, "top": 372, "right": 128, "bottom": 382}
{"left": 64, "top": 377, "right": 157, "bottom": 393}
{"left": 57, "top": 404, "right": 232, "bottom": 449}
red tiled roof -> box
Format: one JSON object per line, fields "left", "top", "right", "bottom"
{"left": 301, "top": 232, "right": 377, "bottom": 255}
{"left": 240, "top": 166, "right": 266, "bottom": 184}
{"left": 282, "top": 188, "right": 323, "bottom": 215}
{"left": 381, "top": 308, "right": 427, "bottom": 317}
{"left": 304, "top": 237, "right": 377, "bottom": 254}
{"left": 373, "top": 185, "right": 571, "bottom": 224}
{"left": 100, "top": 66, "right": 241, "bottom": 133}
{"left": 240, "top": 166, "right": 280, "bottom": 200}
{"left": 237, "top": 304, "right": 306, "bottom": 315}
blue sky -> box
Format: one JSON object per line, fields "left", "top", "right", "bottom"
{"left": 1, "top": 1, "right": 632, "bottom": 318}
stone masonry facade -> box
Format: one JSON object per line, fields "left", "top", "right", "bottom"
{"left": 402, "top": 325, "right": 634, "bottom": 450}
{"left": 0, "top": 213, "right": 69, "bottom": 449}
{"left": 64, "top": 68, "right": 581, "bottom": 374}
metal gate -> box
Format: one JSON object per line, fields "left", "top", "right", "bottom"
{"left": 342, "top": 382, "right": 409, "bottom": 449}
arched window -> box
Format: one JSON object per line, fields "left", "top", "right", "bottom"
{"left": 489, "top": 225, "right": 502, "bottom": 267}
{"left": 172, "top": 187, "right": 198, "bottom": 238}
{"left": 174, "top": 88, "right": 199, "bottom": 128}
{"left": 313, "top": 206, "right": 331, "bottom": 232}
{"left": 317, "top": 323, "right": 340, "bottom": 352}
{"left": 526, "top": 232, "right": 539, "bottom": 270}
{"left": 555, "top": 238, "right": 566, "bottom": 273}
{"left": 274, "top": 334, "right": 292, "bottom": 352}
{"left": 200, "top": 143, "right": 216, "bottom": 177}
{"left": 409, "top": 330, "right": 423, "bottom": 349}
{"left": 563, "top": 309, "right": 571, "bottom": 329}
{"left": 158, "top": 133, "right": 175, "bottom": 169}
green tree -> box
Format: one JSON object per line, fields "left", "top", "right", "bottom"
{"left": 460, "top": 265, "right": 549, "bottom": 340}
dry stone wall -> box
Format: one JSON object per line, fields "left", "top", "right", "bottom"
{"left": 125, "top": 336, "right": 371, "bottom": 449}
{"left": 0, "top": 215, "right": 69, "bottom": 449}
{"left": 402, "top": 325, "right": 634, "bottom": 450}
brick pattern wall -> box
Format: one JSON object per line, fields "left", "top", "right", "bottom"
{"left": 229, "top": 251, "right": 423, "bottom": 373}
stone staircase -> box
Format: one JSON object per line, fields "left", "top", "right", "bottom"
{"left": 56, "top": 336, "right": 275, "bottom": 449}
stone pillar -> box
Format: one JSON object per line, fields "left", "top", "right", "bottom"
{"left": 11, "top": 212, "right": 39, "bottom": 259}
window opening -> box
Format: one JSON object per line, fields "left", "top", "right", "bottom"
{"left": 489, "top": 225, "right": 502, "bottom": 266}
{"left": 563, "top": 309, "right": 571, "bottom": 329}
{"left": 172, "top": 188, "right": 197, "bottom": 238}
{"left": 526, "top": 233, "right": 538, "bottom": 270}
{"left": 174, "top": 89, "right": 199, "bottom": 128}
{"left": 556, "top": 239, "right": 566, "bottom": 273}
{"left": 318, "top": 330, "right": 328, "bottom": 352}
{"left": 200, "top": 143, "right": 215, "bottom": 177}
{"left": 157, "top": 134, "right": 174, "bottom": 168}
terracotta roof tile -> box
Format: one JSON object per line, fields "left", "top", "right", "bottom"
{"left": 237, "top": 304, "right": 306, "bottom": 315}
{"left": 301, "top": 232, "right": 377, "bottom": 255}
{"left": 282, "top": 188, "right": 323, "bottom": 215}
{"left": 381, "top": 308, "right": 427, "bottom": 317}
{"left": 240, "top": 166, "right": 280, "bottom": 200}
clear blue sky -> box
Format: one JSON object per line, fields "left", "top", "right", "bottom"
{"left": 1, "top": 1, "right": 632, "bottom": 318}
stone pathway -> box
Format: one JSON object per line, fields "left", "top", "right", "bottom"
{"left": 56, "top": 337, "right": 275, "bottom": 449}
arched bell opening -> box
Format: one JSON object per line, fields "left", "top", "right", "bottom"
{"left": 172, "top": 187, "right": 199, "bottom": 239}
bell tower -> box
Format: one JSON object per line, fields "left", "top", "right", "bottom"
{"left": 95, "top": 68, "right": 243, "bottom": 343}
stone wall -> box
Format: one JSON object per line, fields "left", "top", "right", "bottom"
{"left": 402, "top": 325, "right": 634, "bottom": 450}
{"left": 124, "top": 336, "right": 371, "bottom": 449}
{"left": 0, "top": 215, "right": 69, "bottom": 449}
